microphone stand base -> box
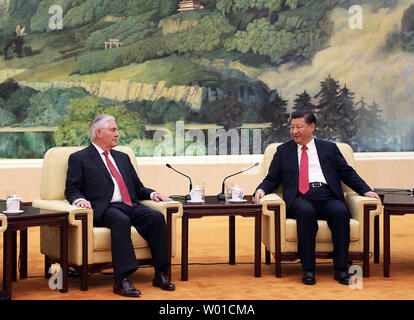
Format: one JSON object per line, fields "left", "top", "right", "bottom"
{"left": 217, "top": 193, "right": 226, "bottom": 201}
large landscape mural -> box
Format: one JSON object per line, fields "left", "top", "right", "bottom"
{"left": 0, "top": 0, "right": 413, "bottom": 158}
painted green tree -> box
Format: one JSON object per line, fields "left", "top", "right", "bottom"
{"left": 54, "top": 96, "right": 146, "bottom": 146}
{"left": 314, "top": 75, "right": 342, "bottom": 141}
{"left": 293, "top": 90, "right": 315, "bottom": 114}
{"left": 336, "top": 85, "right": 357, "bottom": 144}
{"left": 260, "top": 90, "right": 289, "bottom": 143}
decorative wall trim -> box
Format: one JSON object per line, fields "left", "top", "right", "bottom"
{"left": 1, "top": 152, "right": 414, "bottom": 169}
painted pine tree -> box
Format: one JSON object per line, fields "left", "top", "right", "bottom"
{"left": 336, "top": 84, "right": 357, "bottom": 146}
{"left": 353, "top": 97, "right": 375, "bottom": 151}
{"left": 260, "top": 90, "right": 290, "bottom": 143}
{"left": 368, "top": 100, "right": 388, "bottom": 150}
{"left": 314, "top": 75, "right": 342, "bottom": 141}
{"left": 218, "top": 94, "right": 244, "bottom": 131}
{"left": 293, "top": 90, "right": 316, "bottom": 114}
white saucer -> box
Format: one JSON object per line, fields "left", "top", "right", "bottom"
{"left": 228, "top": 199, "right": 248, "bottom": 203}
{"left": 2, "top": 209, "right": 24, "bottom": 214}
{"left": 186, "top": 199, "right": 205, "bottom": 204}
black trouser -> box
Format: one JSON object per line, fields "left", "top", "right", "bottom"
{"left": 96, "top": 202, "right": 170, "bottom": 281}
{"left": 288, "top": 185, "right": 350, "bottom": 272}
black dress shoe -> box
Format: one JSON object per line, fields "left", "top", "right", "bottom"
{"left": 113, "top": 278, "right": 141, "bottom": 297}
{"left": 302, "top": 271, "right": 316, "bottom": 285}
{"left": 153, "top": 272, "right": 175, "bottom": 291}
{"left": 334, "top": 271, "right": 350, "bottom": 285}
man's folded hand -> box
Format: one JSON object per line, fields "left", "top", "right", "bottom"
{"left": 75, "top": 199, "right": 92, "bottom": 208}
{"left": 153, "top": 193, "right": 173, "bottom": 202}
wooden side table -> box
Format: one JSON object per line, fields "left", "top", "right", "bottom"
{"left": 174, "top": 196, "right": 262, "bottom": 281}
{"left": 383, "top": 193, "right": 414, "bottom": 277}
{"left": 1, "top": 203, "right": 69, "bottom": 297}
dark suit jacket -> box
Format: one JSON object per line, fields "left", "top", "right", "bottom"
{"left": 257, "top": 139, "right": 372, "bottom": 213}
{"left": 65, "top": 144, "right": 154, "bottom": 225}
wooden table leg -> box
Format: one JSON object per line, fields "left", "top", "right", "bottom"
{"left": 265, "top": 249, "right": 271, "bottom": 265}
{"left": 181, "top": 213, "right": 189, "bottom": 281}
{"left": 12, "top": 231, "right": 17, "bottom": 282}
{"left": 60, "top": 219, "right": 68, "bottom": 293}
{"left": 274, "top": 206, "right": 282, "bottom": 278}
{"left": 374, "top": 215, "right": 380, "bottom": 264}
{"left": 167, "top": 209, "right": 173, "bottom": 280}
{"left": 229, "top": 216, "right": 235, "bottom": 265}
{"left": 384, "top": 208, "right": 390, "bottom": 277}
{"left": 363, "top": 205, "right": 370, "bottom": 277}
{"left": 44, "top": 256, "right": 51, "bottom": 278}
{"left": 75, "top": 213, "right": 88, "bottom": 291}
{"left": 254, "top": 213, "right": 261, "bottom": 277}
{"left": 3, "top": 230, "right": 13, "bottom": 292}
{"left": 20, "top": 228, "right": 28, "bottom": 279}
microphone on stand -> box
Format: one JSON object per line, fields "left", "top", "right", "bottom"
{"left": 166, "top": 164, "right": 192, "bottom": 201}
{"left": 217, "top": 162, "right": 259, "bottom": 201}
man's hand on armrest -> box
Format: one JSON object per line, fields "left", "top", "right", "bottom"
{"left": 254, "top": 189, "right": 265, "bottom": 204}
{"left": 73, "top": 198, "right": 92, "bottom": 209}
{"left": 364, "top": 191, "right": 380, "bottom": 200}
{"left": 152, "top": 192, "right": 173, "bottom": 202}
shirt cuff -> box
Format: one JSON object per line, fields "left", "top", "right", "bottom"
{"left": 150, "top": 192, "right": 159, "bottom": 200}
{"left": 73, "top": 198, "right": 86, "bottom": 205}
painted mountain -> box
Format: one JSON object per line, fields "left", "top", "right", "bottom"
{"left": 0, "top": 0, "right": 413, "bottom": 158}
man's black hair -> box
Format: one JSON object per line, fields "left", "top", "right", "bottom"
{"left": 290, "top": 110, "right": 316, "bottom": 125}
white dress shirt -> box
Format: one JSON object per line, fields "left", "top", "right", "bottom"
{"left": 297, "top": 138, "right": 327, "bottom": 184}
{"left": 73, "top": 143, "right": 156, "bottom": 205}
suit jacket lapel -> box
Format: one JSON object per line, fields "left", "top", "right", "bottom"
{"left": 86, "top": 144, "right": 113, "bottom": 184}
{"left": 314, "top": 138, "right": 331, "bottom": 184}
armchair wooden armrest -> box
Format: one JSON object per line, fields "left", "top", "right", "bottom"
{"left": 345, "top": 192, "right": 382, "bottom": 271}
{"left": 0, "top": 214, "right": 7, "bottom": 233}
{"left": 259, "top": 193, "right": 285, "bottom": 277}
{"left": 32, "top": 199, "right": 94, "bottom": 273}
{"left": 345, "top": 192, "right": 382, "bottom": 252}
{"left": 259, "top": 193, "right": 285, "bottom": 256}
{"left": 139, "top": 200, "right": 183, "bottom": 257}
{"left": 32, "top": 199, "right": 94, "bottom": 226}
{"left": 139, "top": 200, "right": 183, "bottom": 220}
{"left": 345, "top": 192, "right": 382, "bottom": 221}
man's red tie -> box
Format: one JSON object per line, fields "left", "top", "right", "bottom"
{"left": 103, "top": 151, "right": 132, "bottom": 206}
{"left": 298, "top": 145, "right": 309, "bottom": 194}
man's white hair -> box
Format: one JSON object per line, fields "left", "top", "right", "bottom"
{"left": 89, "top": 114, "right": 115, "bottom": 141}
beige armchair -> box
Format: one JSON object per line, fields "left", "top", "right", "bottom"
{"left": 260, "top": 142, "right": 382, "bottom": 277}
{"left": 32, "top": 146, "right": 182, "bottom": 291}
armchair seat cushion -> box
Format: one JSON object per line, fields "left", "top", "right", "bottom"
{"left": 285, "top": 218, "right": 360, "bottom": 243}
{"left": 93, "top": 227, "right": 148, "bottom": 251}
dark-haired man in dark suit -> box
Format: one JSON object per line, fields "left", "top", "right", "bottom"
{"left": 65, "top": 114, "right": 175, "bottom": 297}
{"left": 254, "top": 111, "right": 379, "bottom": 285}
